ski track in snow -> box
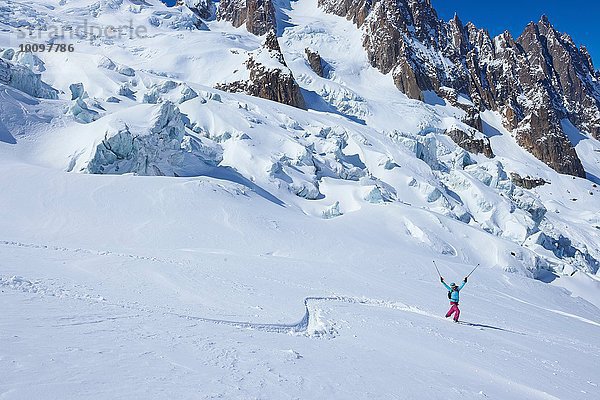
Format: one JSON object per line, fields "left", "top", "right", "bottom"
{"left": 0, "top": 239, "right": 528, "bottom": 337}
{"left": 2, "top": 272, "right": 521, "bottom": 337}
{"left": 8, "top": 240, "right": 600, "bottom": 336}
{"left": 0, "top": 239, "right": 185, "bottom": 266}
{"left": 168, "top": 295, "right": 528, "bottom": 337}
{"left": 498, "top": 291, "right": 600, "bottom": 328}
{"left": 0, "top": 238, "right": 252, "bottom": 290}
{"left": 0, "top": 276, "right": 523, "bottom": 340}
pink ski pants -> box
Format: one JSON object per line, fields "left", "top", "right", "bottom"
{"left": 446, "top": 302, "right": 460, "bottom": 322}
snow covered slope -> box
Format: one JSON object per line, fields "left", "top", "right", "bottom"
{"left": 1, "top": 0, "right": 599, "bottom": 399}
{"left": 2, "top": 164, "right": 600, "bottom": 399}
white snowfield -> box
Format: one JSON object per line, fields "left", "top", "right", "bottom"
{"left": 1, "top": 0, "right": 599, "bottom": 399}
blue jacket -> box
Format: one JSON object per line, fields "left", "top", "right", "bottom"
{"left": 443, "top": 281, "right": 466, "bottom": 303}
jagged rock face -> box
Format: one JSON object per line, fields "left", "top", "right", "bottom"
{"left": 319, "top": 0, "right": 600, "bottom": 177}
{"left": 217, "top": 0, "right": 276, "bottom": 36}
{"left": 246, "top": 0, "right": 276, "bottom": 36}
{"left": 184, "top": 0, "right": 215, "bottom": 19}
{"left": 216, "top": 0, "right": 247, "bottom": 28}
{"left": 243, "top": 57, "right": 306, "bottom": 108}
{"left": 216, "top": 32, "right": 306, "bottom": 109}
{"left": 516, "top": 104, "right": 586, "bottom": 177}
{"left": 212, "top": 2, "right": 304, "bottom": 108}
{"left": 365, "top": 1, "right": 470, "bottom": 94}
{"left": 317, "top": 0, "right": 371, "bottom": 26}
{"left": 516, "top": 19, "right": 600, "bottom": 140}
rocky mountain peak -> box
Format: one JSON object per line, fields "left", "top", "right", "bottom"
{"left": 448, "top": 15, "right": 467, "bottom": 53}
{"left": 538, "top": 14, "right": 553, "bottom": 31}
{"left": 318, "top": 0, "right": 599, "bottom": 177}
{"left": 494, "top": 30, "right": 517, "bottom": 52}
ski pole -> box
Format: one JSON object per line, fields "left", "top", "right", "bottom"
{"left": 432, "top": 260, "right": 442, "bottom": 278}
{"left": 466, "top": 263, "right": 480, "bottom": 278}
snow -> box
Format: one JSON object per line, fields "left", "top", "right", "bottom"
{"left": 562, "top": 118, "right": 600, "bottom": 184}
{"left": 1, "top": 168, "right": 599, "bottom": 399}
{"left": 0, "top": 58, "right": 58, "bottom": 99}
{"left": 0, "top": 0, "right": 599, "bottom": 398}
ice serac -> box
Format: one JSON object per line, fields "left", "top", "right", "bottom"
{"left": 318, "top": 1, "right": 600, "bottom": 177}
{"left": 86, "top": 101, "right": 221, "bottom": 176}
{"left": 216, "top": 31, "right": 306, "bottom": 109}
{"left": 0, "top": 58, "right": 58, "bottom": 99}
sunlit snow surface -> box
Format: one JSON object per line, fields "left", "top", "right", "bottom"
{"left": 1, "top": 0, "right": 600, "bottom": 399}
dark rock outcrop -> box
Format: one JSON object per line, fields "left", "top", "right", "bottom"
{"left": 184, "top": 0, "right": 215, "bottom": 20}
{"left": 215, "top": 0, "right": 247, "bottom": 28}
{"left": 211, "top": 2, "right": 305, "bottom": 108}
{"left": 438, "top": 87, "right": 483, "bottom": 132}
{"left": 216, "top": 0, "right": 276, "bottom": 36}
{"left": 246, "top": 0, "right": 276, "bottom": 36}
{"left": 318, "top": 0, "right": 600, "bottom": 177}
{"left": 516, "top": 102, "right": 586, "bottom": 177}
{"left": 216, "top": 32, "right": 306, "bottom": 109}
{"left": 446, "top": 128, "right": 493, "bottom": 157}
{"left": 510, "top": 173, "right": 549, "bottom": 189}
{"left": 305, "top": 48, "right": 324, "bottom": 77}
{"left": 317, "top": 0, "right": 371, "bottom": 26}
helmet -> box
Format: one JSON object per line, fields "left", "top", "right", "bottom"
{"left": 450, "top": 282, "right": 457, "bottom": 287}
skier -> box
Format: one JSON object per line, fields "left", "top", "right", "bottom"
{"left": 440, "top": 276, "right": 467, "bottom": 322}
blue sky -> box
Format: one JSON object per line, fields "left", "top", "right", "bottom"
{"left": 431, "top": 0, "right": 600, "bottom": 69}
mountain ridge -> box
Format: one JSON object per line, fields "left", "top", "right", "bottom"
{"left": 183, "top": 0, "right": 600, "bottom": 177}
{"left": 311, "top": 0, "right": 600, "bottom": 177}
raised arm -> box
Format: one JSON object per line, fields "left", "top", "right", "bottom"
{"left": 458, "top": 277, "right": 467, "bottom": 290}
{"left": 441, "top": 278, "right": 451, "bottom": 291}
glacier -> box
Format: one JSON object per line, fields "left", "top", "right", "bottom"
{"left": 0, "top": 0, "right": 599, "bottom": 399}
